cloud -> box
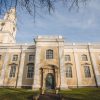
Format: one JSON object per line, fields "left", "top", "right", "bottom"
{"left": 16, "top": 0, "right": 100, "bottom": 42}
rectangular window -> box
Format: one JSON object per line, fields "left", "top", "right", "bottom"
{"left": 82, "top": 55, "right": 88, "bottom": 61}
{"left": 29, "top": 55, "right": 35, "bottom": 61}
{"left": 12, "top": 55, "right": 18, "bottom": 61}
{"left": 9, "top": 65, "right": 16, "bottom": 78}
{"left": 46, "top": 50, "right": 53, "bottom": 59}
{"left": 65, "top": 55, "right": 71, "bottom": 61}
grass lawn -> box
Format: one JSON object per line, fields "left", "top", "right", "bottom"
{"left": 59, "top": 87, "right": 100, "bottom": 100}
{"left": 0, "top": 88, "right": 100, "bottom": 100}
{"left": 0, "top": 88, "right": 39, "bottom": 100}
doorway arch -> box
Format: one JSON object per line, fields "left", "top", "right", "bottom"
{"left": 46, "top": 73, "right": 55, "bottom": 89}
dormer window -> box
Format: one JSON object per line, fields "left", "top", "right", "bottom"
{"left": 46, "top": 49, "right": 53, "bottom": 59}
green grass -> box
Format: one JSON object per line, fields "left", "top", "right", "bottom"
{"left": 0, "top": 88, "right": 39, "bottom": 100}
{"left": 59, "top": 88, "right": 100, "bottom": 100}
{"left": 0, "top": 88, "right": 100, "bottom": 100}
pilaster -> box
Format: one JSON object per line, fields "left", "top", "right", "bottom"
{"left": 0, "top": 52, "right": 9, "bottom": 86}
{"left": 90, "top": 52, "right": 100, "bottom": 86}
{"left": 59, "top": 45, "right": 68, "bottom": 89}
{"left": 32, "top": 46, "right": 41, "bottom": 90}
{"left": 73, "top": 49, "right": 82, "bottom": 87}
{"left": 17, "top": 50, "right": 25, "bottom": 88}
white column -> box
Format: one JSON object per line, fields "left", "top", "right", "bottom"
{"left": 0, "top": 52, "right": 9, "bottom": 86}
{"left": 32, "top": 46, "right": 41, "bottom": 90}
{"left": 90, "top": 52, "right": 100, "bottom": 86}
{"left": 59, "top": 46, "right": 68, "bottom": 89}
{"left": 17, "top": 51, "right": 25, "bottom": 88}
{"left": 73, "top": 49, "right": 82, "bottom": 87}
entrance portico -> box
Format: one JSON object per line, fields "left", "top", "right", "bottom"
{"left": 40, "top": 65, "right": 59, "bottom": 90}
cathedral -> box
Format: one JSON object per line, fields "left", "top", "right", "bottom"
{"left": 0, "top": 8, "right": 100, "bottom": 90}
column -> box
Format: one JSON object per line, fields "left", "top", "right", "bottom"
{"left": 90, "top": 52, "right": 100, "bottom": 86}
{"left": 32, "top": 46, "right": 41, "bottom": 90}
{"left": 73, "top": 49, "right": 82, "bottom": 87}
{"left": 17, "top": 50, "right": 25, "bottom": 88}
{"left": 59, "top": 46, "right": 68, "bottom": 89}
{"left": 0, "top": 51, "right": 9, "bottom": 86}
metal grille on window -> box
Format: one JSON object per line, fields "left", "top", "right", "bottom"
{"left": 46, "top": 49, "right": 53, "bottom": 59}
{"left": 84, "top": 66, "right": 91, "bottom": 78}
{"left": 9, "top": 65, "right": 16, "bottom": 78}
{"left": 27, "top": 65, "right": 34, "bottom": 78}
{"left": 66, "top": 64, "right": 72, "bottom": 78}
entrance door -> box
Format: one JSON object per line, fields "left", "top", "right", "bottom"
{"left": 46, "top": 73, "right": 55, "bottom": 89}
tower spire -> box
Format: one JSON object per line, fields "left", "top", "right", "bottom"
{"left": 0, "top": 8, "right": 16, "bottom": 43}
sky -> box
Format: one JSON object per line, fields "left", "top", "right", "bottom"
{"left": 16, "top": 0, "right": 100, "bottom": 43}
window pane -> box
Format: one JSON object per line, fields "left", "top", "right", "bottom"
{"left": 66, "top": 64, "right": 72, "bottom": 78}
{"left": 46, "top": 49, "right": 53, "bottom": 59}
{"left": 65, "top": 55, "right": 71, "bottom": 61}
{"left": 84, "top": 66, "right": 91, "bottom": 78}
{"left": 27, "top": 65, "right": 34, "bottom": 78}
{"left": 82, "top": 55, "right": 88, "bottom": 61}
{"left": 29, "top": 55, "right": 34, "bottom": 61}
{"left": 9, "top": 65, "right": 16, "bottom": 78}
{"left": 12, "top": 55, "right": 18, "bottom": 61}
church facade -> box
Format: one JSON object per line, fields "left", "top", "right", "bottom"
{"left": 0, "top": 8, "right": 100, "bottom": 90}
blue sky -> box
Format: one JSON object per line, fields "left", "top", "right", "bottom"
{"left": 16, "top": 0, "right": 100, "bottom": 43}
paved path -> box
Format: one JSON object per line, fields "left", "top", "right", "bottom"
{"left": 38, "top": 93, "right": 62, "bottom": 100}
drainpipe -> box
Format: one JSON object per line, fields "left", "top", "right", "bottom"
{"left": 87, "top": 44, "right": 98, "bottom": 87}
{"left": 15, "top": 45, "right": 22, "bottom": 88}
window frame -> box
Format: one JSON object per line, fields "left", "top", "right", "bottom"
{"left": 27, "top": 64, "right": 34, "bottom": 79}
{"left": 12, "top": 55, "right": 18, "bottom": 61}
{"left": 65, "top": 55, "right": 71, "bottom": 61}
{"left": 9, "top": 64, "right": 16, "bottom": 78}
{"left": 84, "top": 65, "right": 91, "bottom": 78}
{"left": 66, "top": 64, "right": 72, "bottom": 78}
{"left": 82, "top": 54, "right": 88, "bottom": 61}
{"left": 29, "top": 55, "right": 35, "bottom": 62}
{"left": 46, "top": 49, "right": 53, "bottom": 59}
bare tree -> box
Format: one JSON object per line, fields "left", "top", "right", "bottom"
{"left": 0, "top": 0, "right": 88, "bottom": 16}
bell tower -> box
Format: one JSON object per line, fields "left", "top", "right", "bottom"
{"left": 0, "top": 8, "right": 16, "bottom": 43}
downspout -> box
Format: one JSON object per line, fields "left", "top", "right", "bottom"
{"left": 87, "top": 44, "right": 98, "bottom": 87}
{"left": 15, "top": 45, "right": 22, "bottom": 88}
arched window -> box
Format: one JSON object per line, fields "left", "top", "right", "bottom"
{"left": 82, "top": 54, "right": 88, "bottom": 61}
{"left": 84, "top": 66, "right": 91, "bottom": 78}
{"left": 46, "top": 49, "right": 53, "bottom": 59}
{"left": 66, "top": 64, "right": 72, "bottom": 78}
{"left": 27, "top": 64, "right": 34, "bottom": 78}
{"left": 9, "top": 64, "right": 16, "bottom": 78}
